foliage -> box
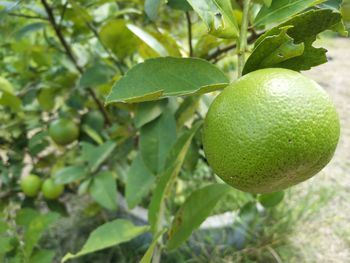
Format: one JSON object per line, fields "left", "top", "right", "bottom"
{"left": 0, "top": 0, "right": 347, "bottom": 262}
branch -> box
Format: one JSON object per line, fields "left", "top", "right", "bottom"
{"left": 237, "top": 0, "right": 251, "bottom": 77}
{"left": 40, "top": 0, "right": 111, "bottom": 126}
{"left": 185, "top": 12, "right": 193, "bottom": 57}
{"left": 7, "top": 12, "right": 48, "bottom": 20}
{"left": 207, "top": 30, "right": 262, "bottom": 62}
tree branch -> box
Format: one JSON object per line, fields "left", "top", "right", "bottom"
{"left": 40, "top": 0, "right": 111, "bottom": 126}
{"left": 7, "top": 12, "right": 48, "bottom": 20}
{"left": 185, "top": 12, "right": 193, "bottom": 57}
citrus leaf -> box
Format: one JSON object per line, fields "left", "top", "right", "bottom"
{"left": 134, "top": 99, "right": 168, "bottom": 128}
{"left": 258, "top": 191, "right": 284, "bottom": 208}
{"left": 148, "top": 122, "right": 202, "bottom": 234}
{"left": 145, "top": 0, "right": 166, "bottom": 21}
{"left": 254, "top": 0, "right": 323, "bottom": 26}
{"left": 105, "top": 57, "right": 229, "bottom": 104}
{"left": 0, "top": 91, "right": 21, "bottom": 112}
{"left": 140, "top": 229, "right": 167, "bottom": 263}
{"left": 29, "top": 250, "right": 55, "bottom": 263}
{"left": 140, "top": 108, "right": 177, "bottom": 174}
{"left": 244, "top": 9, "right": 345, "bottom": 74}
{"left": 89, "top": 171, "right": 117, "bottom": 211}
{"left": 81, "top": 141, "right": 116, "bottom": 173}
{"left": 167, "top": 0, "right": 193, "bottom": 11}
{"left": 186, "top": 0, "right": 239, "bottom": 39}
{"left": 166, "top": 183, "right": 231, "bottom": 250}
{"left": 79, "top": 62, "right": 114, "bottom": 88}
{"left": 126, "top": 153, "right": 155, "bottom": 209}
{"left": 61, "top": 219, "right": 149, "bottom": 262}
{"left": 317, "top": 0, "right": 342, "bottom": 11}
{"left": 54, "top": 166, "right": 87, "bottom": 185}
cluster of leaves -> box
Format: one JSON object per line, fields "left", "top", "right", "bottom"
{"left": 0, "top": 0, "right": 347, "bottom": 262}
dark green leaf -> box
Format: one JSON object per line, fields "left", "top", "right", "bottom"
{"left": 89, "top": 171, "right": 117, "bottom": 211}
{"left": 140, "top": 108, "right": 177, "bottom": 174}
{"left": 145, "top": 0, "right": 166, "bottom": 21}
{"left": 79, "top": 62, "right": 114, "bottom": 88}
{"left": 126, "top": 153, "right": 155, "bottom": 209}
{"left": 106, "top": 57, "right": 229, "bottom": 104}
{"left": 62, "top": 219, "right": 149, "bottom": 262}
{"left": 134, "top": 99, "right": 168, "bottom": 128}
{"left": 167, "top": 0, "right": 193, "bottom": 11}
{"left": 318, "top": 0, "right": 342, "bottom": 11}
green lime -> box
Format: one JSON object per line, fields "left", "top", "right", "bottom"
{"left": 20, "top": 174, "right": 42, "bottom": 197}
{"left": 203, "top": 68, "right": 340, "bottom": 193}
{"left": 41, "top": 178, "right": 64, "bottom": 200}
{"left": 49, "top": 118, "right": 79, "bottom": 146}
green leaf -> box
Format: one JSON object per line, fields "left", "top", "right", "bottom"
{"left": 318, "top": 0, "right": 342, "bottom": 11}
{"left": 81, "top": 141, "right": 117, "bottom": 173}
{"left": 99, "top": 19, "right": 139, "bottom": 59}
{"left": 254, "top": 0, "right": 323, "bottom": 26}
{"left": 134, "top": 99, "right": 168, "bottom": 128}
{"left": 140, "top": 108, "right": 177, "bottom": 174}
{"left": 61, "top": 219, "right": 149, "bottom": 262}
{"left": 79, "top": 62, "right": 114, "bottom": 88}
{"left": 140, "top": 229, "right": 167, "bottom": 263}
{"left": 15, "top": 22, "right": 46, "bottom": 40}
{"left": 166, "top": 183, "right": 231, "bottom": 250}
{"left": 244, "top": 9, "right": 345, "bottom": 74}
{"left": 37, "top": 87, "right": 56, "bottom": 111}
{"left": 186, "top": 0, "right": 239, "bottom": 39}
{"left": 81, "top": 124, "right": 104, "bottom": 145}
{"left": 0, "top": 90, "right": 21, "bottom": 112}
{"left": 127, "top": 24, "right": 169, "bottom": 57}
{"left": 258, "top": 191, "right": 284, "bottom": 207}
{"left": 145, "top": 0, "right": 166, "bottom": 21}
{"left": 29, "top": 250, "right": 55, "bottom": 263}
{"left": 148, "top": 122, "right": 202, "bottom": 233}
{"left": 167, "top": 0, "right": 193, "bottom": 11}
{"left": 175, "top": 97, "right": 200, "bottom": 129}
{"left": 54, "top": 166, "right": 87, "bottom": 185}
{"left": 89, "top": 171, "right": 117, "bottom": 211}
{"left": 106, "top": 57, "right": 229, "bottom": 104}
{"left": 126, "top": 153, "right": 155, "bottom": 209}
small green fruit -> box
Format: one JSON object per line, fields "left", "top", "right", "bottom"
{"left": 20, "top": 174, "right": 42, "bottom": 197}
{"left": 49, "top": 118, "right": 79, "bottom": 146}
{"left": 41, "top": 178, "right": 64, "bottom": 200}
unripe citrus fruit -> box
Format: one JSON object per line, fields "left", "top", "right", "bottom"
{"left": 203, "top": 68, "right": 340, "bottom": 193}
{"left": 41, "top": 178, "right": 64, "bottom": 200}
{"left": 49, "top": 118, "right": 79, "bottom": 146}
{"left": 20, "top": 174, "right": 42, "bottom": 197}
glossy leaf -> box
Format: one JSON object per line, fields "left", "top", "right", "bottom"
{"left": 54, "top": 166, "right": 87, "bottom": 185}
{"left": 106, "top": 57, "right": 229, "bottom": 104}
{"left": 254, "top": 0, "right": 323, "bottom": 26}
{"left": 148, "top": 122, "right": 202, "bottom": 233}
{"left": 62, "top": 219, "right": 149, "bottom": 262}
{"left": 186, "top": 0, "right": 239, "bottom": 39}
{"left": 166, "top": 184, "right": 231, "bottom": 250}
{"left": 99, "top": 19, "right": 139, "bottom": 59}
{"left": 126, "top": 153, "right": 155, "bottom": 209}
{"left": 318, "top": 0, "right": 342, "bottom": 10}
{"left": 89, "top": 171, "right": 117, "bottom": 211}
{"left": 127, "top": 24, "right": 169, "bottom": 56}
{"left": 140, "top": 108, "right": 177, "bottom": 174}
{"left": 134, "top": 99, "right": 168, "bottom": 128}
{"left": 244, "top": 9, "right": 345, "bottom": 74}
{"left": 167, "top": 0, "right": 193, "bottom": 11}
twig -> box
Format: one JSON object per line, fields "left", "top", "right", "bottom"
{"left": 58, "top": 1, "right": 68, "bottom": 28}
{"left": 40, "top": 0, "right": 111, "bottom": 126}
{"left": 7, "top": 12, "right": 48, "bottom": 20}
{"left": 185, "top": 12, "right": 193, "bottom": 57}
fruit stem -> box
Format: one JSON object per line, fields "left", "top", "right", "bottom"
{"left": 237, "top": 0, "right": 251, "bottom": 77}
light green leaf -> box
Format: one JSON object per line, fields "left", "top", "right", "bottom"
{"left": 186, "top": 0, "right": 239, "bottom": 39}
{"left": 148, "top": 122, "right": 202, "bottom": 233}
{"left": 134, "top": 99, "right": 168, "bottom": 128}
{"left": 79, "top": 62, "right": 114, "bottom": 88}
{"left": 145, "top": 0, "right": 166, "bottom": 21}
{"left": 99, "top": 19, "right": 139, "bottom": 59}
{"left": 89, "top": 171, "right": 117, "bottom": 211}
{"left": 140, "top": 108, "right": 177, "bottom": 174}
{"left": 140, "top": 229, "right": 167, "bottom": 263}
{"left": 244, "top": 9, "right": 345, "bottom": 74}
{"left": 175, "top": 97, "right": 200, "bottom": 129}
{"left": 127, "top": 24, "right": 169, "bottom": 57}
{"left": 15, "top": 22, "right": 46, "bottom": 40}
{"left": 61, "top": 219, "right": 149, "bottom": 262}
{"left": 0, "top": 91, "right": 21, "bottom": 112}
{"left": 106, "top": 57, "right": 229, "bottom": 104}
{"left": 258, "top": 191, "right": 284, "bottom": 208}
{"left": 54, "top": 166, "right": 87, "bottom": 185}
{"left": 81, "top": 124, "right": 104, "bottom": 145}
{"left": 254, "top": 0, "right": 323, "bottom": 26}
{"left": 126, "top": 153, "right": 155, "bottom": 209}
{"left": 37, "top": 87, "right": 56, "bottom": 111}
{"left": 81, "top": 141, "right": 116, "bottom": 173}
{"left": 167, "top": 184, "right": 231, "bottom": 250}
{"left": 29, "top": 250, "right": 55, "bottom": 263}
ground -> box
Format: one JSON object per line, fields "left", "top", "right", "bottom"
{"left": 288, "top": 37, "right": 350, "bottom": 263}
